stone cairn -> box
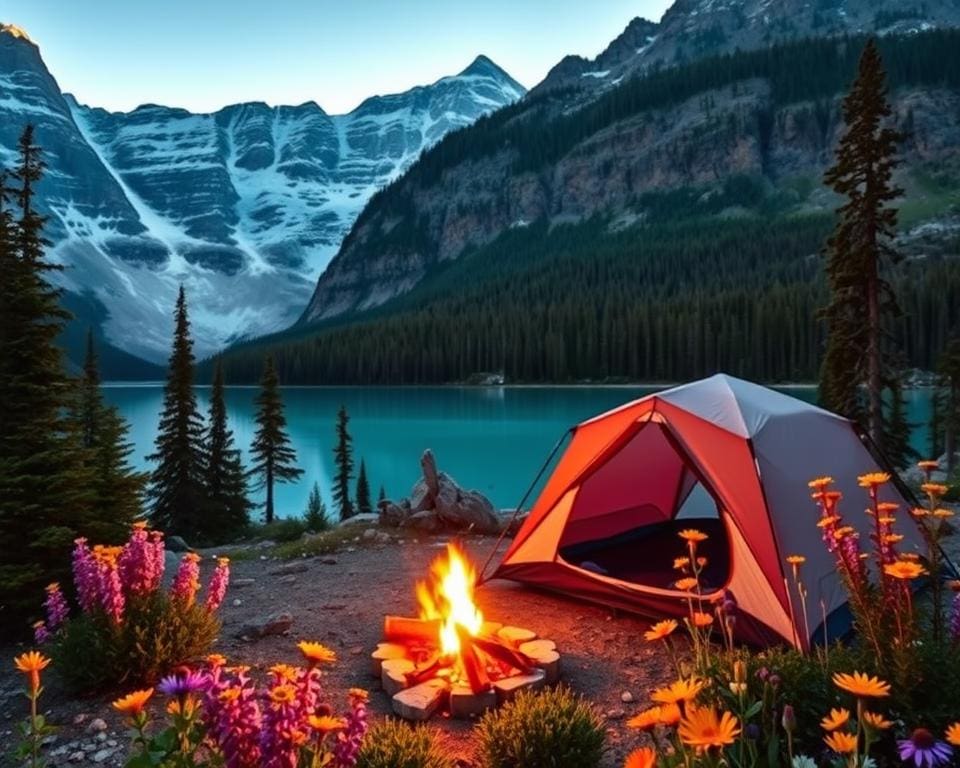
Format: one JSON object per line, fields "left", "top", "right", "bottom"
{"left": 378, "top": 449, "right": 502, "bottom": 535}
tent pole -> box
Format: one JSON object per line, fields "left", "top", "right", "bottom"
{"left": 477, "top": 428, "right": 572, "bottom": 586}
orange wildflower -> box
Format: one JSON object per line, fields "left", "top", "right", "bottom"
{"left": 862, "top": 712, "right": 893, "bottom": 731}
{"left": 624, "top": 747, "right": 657, "bottom": 768}
{"left": 298, "top": 641, "right": 337, "bottom": 665}
{"left": 884, "top": 560, "right": 927, "bottom": 580}
{"left": 112, "top": 688, "right": 154, "bottom": 717}
{"left": 824, "top": 731, "right": 858, "bottom": 754}
{"left": 692, "top": 611, "right": 714, "bottom": 628}
{"left": 857, "top": 472, "right": 890, "bottom": 488}
{"left": 833, "top": 672, "right": 890, "bottom": 698}
{"left": 808, "top": 476, "right": 834, "bottom": 489}
{"left": 651, "top": 677, "right": 705, "bottom": 705}
{"left": 13, "top": 651, "right": 50, "bottom": 693}
{"left": 946, "top": 722, "right": 960, "bottom": 747}
{"left": 675, "top": 577, "right": 699, "bottom": 592}
{"left": 678, "top": 706, "right": 740, "bottom": 749}
{"left": 678, "top": 529, "right": 708, "bottom": 543}
{"left": 644, "top": 619, "right": 679, "bottom": 642}
{"left": 820, "top": 708, "right": 850, "bottom": 731}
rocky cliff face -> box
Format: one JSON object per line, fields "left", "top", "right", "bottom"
{"left": 534, "top": 0, "right": 960, "bottom": 98}
{"left": 0, "top": 25, "right": 524, "bottom": 364}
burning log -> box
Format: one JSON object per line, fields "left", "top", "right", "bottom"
{"left": 472, "top": 635, "right": 534, "bottom": 676}
{"left": 457, "top": 625, "right": 492, "bottom": 693}
{"left": 384, "top": 615, "right": 442, "bottom": 643}
{"left": 405, "top": 652, "right": 443, "bottom": 687}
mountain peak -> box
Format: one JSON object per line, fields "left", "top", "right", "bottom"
{"left": 459, "top": 54, "right": 508, "bottom": 80}
{"left": 1, "top": 23, "right": 33, "bottom": 43}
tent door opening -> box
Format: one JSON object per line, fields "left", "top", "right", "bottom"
{"left": 556, "top": 418, "right": 732, "bottom": 592}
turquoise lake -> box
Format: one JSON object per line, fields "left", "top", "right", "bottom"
{"left": 105, "top": 385, "right": 935, "bottom": 520}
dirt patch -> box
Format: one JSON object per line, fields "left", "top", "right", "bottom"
{"left": 0, "top": 534, "right": 675, "bottom": 767}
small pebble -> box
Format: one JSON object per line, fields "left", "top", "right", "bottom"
{"left": 620, "top": 691, "right": 634, "bottom": 703}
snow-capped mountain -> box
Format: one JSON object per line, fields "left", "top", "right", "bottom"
{"left": 0, "top": 24, "right": 524, "bottom": 366}
{"left": 534, "top": 0, "right": 960, "bottom": 97}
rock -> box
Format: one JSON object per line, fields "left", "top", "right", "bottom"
{"left": 166, "top": 535, "right": 191, "bottom": 553}
{"left": 409, "top": 479, "right": 433, "bottom": 513}
{"left": 232, "top": 577, "right": 256, "bottom": 588}
{"left": 498, "top": 626, "right": 537, "bottom": 647}
{"left": 268, "top": 561, "right": 309, "bottom": 576}
{"left": 606, "top": 709, "right": 625, "bottom": 720}
{"left": 454, "top": 490, "right": 502, "bottom": 534}
{"left": 279, "top": 575, "right": 297, "bottom": 585}
{"left": 392, "top": 678, "right": 449, "bottom": 721}
{"left": 362, "top": 528, "right": 378, "bottom": 541}
{"left": 371, "top": 643, "right": 408, "bottom": 677}
{"left": 232, "top": 598, "right": 242, "bottom": 607}
{"left": 255, "top": 539, "right": 277, "bottom": 549}
{"left": 374, "top": 531, "right": 391, "bottom": 545}
{"left": 379, "top": 502, "right": 408, "bottom": 527}
{"left": 69, "top": 751, "right": 85, "bottom": 762}
{"left": 87, "top": 718, "right": 107, "bottom": 733}
{"left": 238, "top": 611, "right": 293, "bottom": 640}
{"left": 620, "top": 691, "right": 634, "bottom": 703}
{"left": 92, "top": 748, "right": 114, "bottom": 763}
{"left": 402, "top": 510, "right": 440, "bottom": 532}
{"left": 72, "top": 714, "right": 87, "bottom": 726}
{"left": 337, "top": 513, "right": 380, "bottom": 527}
{"left": 420, "top": 449, "right": 441, "bottom": 497}
{"left": 321, "top": 557, "right": 338, "bottom": 565}
{"left": 449, "top": 685, "right": 497, "bottom": 718}
{"left": 493, "top": 668, "right": 547, "bottom": 703}
{"left": 381, "top": 658, "right": 416, "bottom": 696}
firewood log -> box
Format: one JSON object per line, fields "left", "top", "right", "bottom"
{"left": 384, "top": 616, "right": 441, "bottom": 643}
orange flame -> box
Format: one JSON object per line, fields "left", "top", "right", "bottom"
{"left": 416, "top": 543, "right": 484, "bottom": 656}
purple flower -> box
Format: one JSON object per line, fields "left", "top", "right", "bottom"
{"left": 44, "top": 582, "right": 69, "bottom": 630}
{"left": 333, "top": 690, "right": 369, "bottom": 768}
{"left": 33, "top": 621, "right": 51, "bottom": 644}
{"left": 93, "top": 549, "right": 125, "bottom": 624}
{"left": 205, "top": 557, "right": 230, "bottom": 612}
{"left": 72, "top": 538, "right": 98, "bottom": 612}
{"left": 158, "top": 669, "right": 207, "bottom": 699}
{"left": 898, "top": 729, "right": 954, "bottom": 767}
{"left": 204, "top": 667, "right": 262, "bottom": 768}
{"left": 171, "top": 553, "right": 201, "bottom": 605}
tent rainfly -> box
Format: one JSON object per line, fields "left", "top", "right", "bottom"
{"left": 493, "top": 374, "right": 926, "bottom": 649}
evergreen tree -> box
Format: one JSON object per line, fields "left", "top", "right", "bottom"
{"left": 0, "top": 126, "right": 95, "bottom": 632}
{"left": 202, "top": 359, "right": 251, "bottom": 541}
{"left": 147, "top": 286, "right": 207, "bottom": 540}
{"left": 934, "top": 337, "right": 960, "bottom": 472}
{"left": 883, "top": 380, "right": 916, "bottom": 469}
{"left": 332, "top": 405, "right": 354, "bottom": 520}
{"left": 819, "top": 39, "right": 904, "bottom": 450}
{"left": 248, "top": 356, "right": 302, "bottom": 523}
{"left": 304, "top": 482, "right": 329, "bottom": 532}
{"left": 355, "top": 459, "right": 372, "bottom": 515}
{"left": 73, "top": 330, "right": 145, "bottom": 537}
{"left": 378, "top": 485, "right": 387, "bottom": 504}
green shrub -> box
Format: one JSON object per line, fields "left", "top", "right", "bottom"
{"left": 475, "top": 687, "right": 605, "bottom": 768}
{"left": 356, "top": 720, "right": 453, "bottom": 768}
{"left": 244, "top": 517, "right": 311, "bottom": 543}
{"left": 52, "top": 592, "right": 220, "bottom": 693}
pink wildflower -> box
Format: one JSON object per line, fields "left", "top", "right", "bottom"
{"left": 204, "top": 666, "right": 262, "bottom": 768}
{"left": 260, "top": 681, "right": 303, "bottom": 768}
{"left": 33, "top": 620, "right": 51, "bottom": 644}
{"left": 93, "top": 547, "right": 125, "bottom": 624}
{"left": 333, "top": 689, "right": 369, "bottom": 768}
{"left": 118, "top": 522, "right": 163, "bottom": 597}
{"left": 205, "top": 557, "right": 230, "bottom": 612}
{"left": 171, "top": 553, "right": 202, "bottom": 606}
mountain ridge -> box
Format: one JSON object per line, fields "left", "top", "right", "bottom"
{"left": 0, "top": 24, "right": 524, "bottom": 371}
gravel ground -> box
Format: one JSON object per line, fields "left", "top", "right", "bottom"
{"left": 0, "top": 533, "right": 675, "bottom": 767}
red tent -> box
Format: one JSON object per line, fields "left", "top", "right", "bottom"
{"left": 493, "top": 375, "right": 924, "bottom": 648}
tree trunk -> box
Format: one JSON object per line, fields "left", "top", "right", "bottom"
{"left": 265, "top": 463, "right": 274, "bottom": 524}
{"left": 947, "top": 384, "right": 957, "bottom": 473}
{"left": 866, "top": 233, "right": 883, "bottom": 450}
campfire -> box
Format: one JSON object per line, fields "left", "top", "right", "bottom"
{"left": 371, "top": 543, "right": 560, "bottom": 720}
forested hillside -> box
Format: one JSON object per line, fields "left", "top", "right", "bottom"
{"left": 219, "top": 31, "right": 960, "bottom": 385}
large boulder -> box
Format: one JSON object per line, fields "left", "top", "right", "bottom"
{"left": 378, "top": 500, "right": 409, "bottom": 527}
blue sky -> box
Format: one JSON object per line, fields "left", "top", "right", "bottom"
{"left": 9, "top": 1, "right": 673, "bottom": 114}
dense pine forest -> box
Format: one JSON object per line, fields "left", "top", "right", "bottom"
{"left": 217, "top": 29, "right": 960, "bottom": 385}
{"left": 220, "top": 212, "right": 960, "bottom": 385}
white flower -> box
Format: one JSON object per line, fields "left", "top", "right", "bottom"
{"left": 792, "top": 757, "right": 817, "bottom": 768}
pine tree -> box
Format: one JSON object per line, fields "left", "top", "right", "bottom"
{"left": 355, "top": 459, "right": 372, "bottom": 515}
{"left": 304, "top": 482, "right": 329, "bottom": 532}
{"left": 819, "top": 39, "right": 904, "bottom": 450}
{"left": 248, "top": 356, "right": 302, "bottom": 523}
{"left": 147, "top": 286, "right": 207, "bottom": 540}
{"left": 73, "top": 330, "right": 145, "bottom": 538}
{"left": 0, "top": 126, "right": 96, "bottom": 632}
{"left": 378, "top": 485, "right": 387, "bottom": 504}
{"left": 332, "top": 405, "right": 354, "bottom": 520}
{"left": 935, "top": 337, "right": 960, "bottom": 472}
{"left": 202, "top": 359, "right": 251, "bottom": 541}
{"left": 883, "top": 380, "right": 916, "bottom": 469}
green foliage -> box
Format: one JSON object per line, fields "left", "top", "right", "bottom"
{"left": 146, "top": 286, "right": 207, "bottom": 541}
{"left": 333, "top": 405, "right": 355, "bottom": 520}
{"left": 248, "top": 355, "right": 303, "bottom": 523}
{"left": 356, "top": 720, "right": 453, "bottom": 768}
{"left": 0, "top": 126, "right": 101, "bottom": 634}
{"left": 72, "top": 330, "right": 146, "bottom": 539}
{"left": 355, "top": 459, "right": 372, "bottom": 515}
{"left": 304, "top": 482, "right": 331, "bottom": 532}
{"left": 933, "top": 336, "right": 960, "bottom": 473}
{"left": 818, "top": 39, "right": 905, "bottom": 456}
{"left": 52, "top": 592, "right": 220, "bottom": 693}
{"left": 475, "top": 687, "right": 605, "bottom": 768}
{"left": 201, "top": 359, "right": 251, "bottom": 543}
{"left": 244, "top": 517, "right": 311, "bottom": 543}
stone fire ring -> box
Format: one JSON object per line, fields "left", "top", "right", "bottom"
{"left": 370, "top": 623, "right": 561, "bottom": 721}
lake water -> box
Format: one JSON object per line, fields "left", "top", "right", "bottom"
{"left": 105, "top": 385, "right": 934, "bottom": 520}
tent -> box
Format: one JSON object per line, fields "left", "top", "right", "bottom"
{"left": 492, "top": 374, "right": 926, "bottom": 648}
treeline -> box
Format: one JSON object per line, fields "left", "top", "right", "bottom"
{"left": 350, "top": 28, "right": 960, "bottom": 237}
{"left": 219, "top": 215, "right": 960, "bottom": 385}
